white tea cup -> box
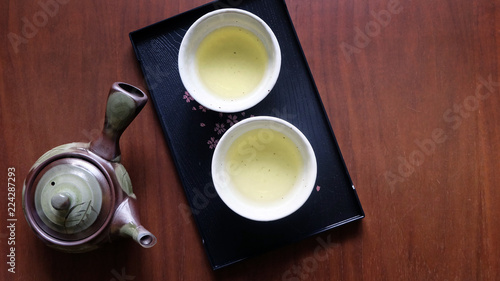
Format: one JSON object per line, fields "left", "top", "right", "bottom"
{"left": 179, "top": 9, "right": 281, "bottom": 113}
{"left": 212, "top": 116, "right": 317, "bottom": 221}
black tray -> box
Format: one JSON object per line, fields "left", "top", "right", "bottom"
{"left": 130, "top": 0, "right": 364, "bottom": 270}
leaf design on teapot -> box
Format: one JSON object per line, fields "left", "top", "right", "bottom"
{"left": 63, "top": 200, "right": 98, "bottom": 232}
{"left": 114, "top": 163, "right": 136, "bottom": 199}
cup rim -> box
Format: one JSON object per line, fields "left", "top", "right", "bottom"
{"left": 178, "top": 8, "right": 281, "bottom": 113}
{"left": 211, "top": 116, "right": 317, "bottom": 221}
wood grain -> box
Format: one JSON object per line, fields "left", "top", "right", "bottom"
{"left": 1, "top": 0, "right": 498, "bottom": 280}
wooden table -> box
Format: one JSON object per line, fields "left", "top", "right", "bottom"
{"left": 1, "top": 0, "right": 498, "bottom": 280}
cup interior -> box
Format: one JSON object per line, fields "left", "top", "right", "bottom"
{"left": 179, "top": 9, "right": 281, "bottom": 113}
{"left": 212, "top": 116, "right": 317, "bottom": 221}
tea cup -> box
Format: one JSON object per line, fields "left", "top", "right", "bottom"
{"left": 179, "top": 9, "right": 281, "bottom": 113}
{"left": 211, "top": 116, "right": 317, "bottom": 221}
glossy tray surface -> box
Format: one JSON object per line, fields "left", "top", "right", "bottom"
{"left": 130, "top": 0, "right": 364, "bottom": 269}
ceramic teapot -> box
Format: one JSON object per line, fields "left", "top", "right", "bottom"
{"left": 23, "top": 82, "right": 157, "bottom": 253}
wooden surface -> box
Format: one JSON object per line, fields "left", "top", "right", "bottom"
{"left": 1, "top": 0, "right": 498, "bottom": 280}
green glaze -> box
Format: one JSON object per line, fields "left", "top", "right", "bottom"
{"left": 119, "top": 222, "right": 140, "bottom": 240}
{"left": 34, "top": 163, "right": 102, "bottom": 234}
{"left": 105, "top": 92, "right": 136, "bottom": 133}
{"left": 33, "top": 143, "right": 86, "bottom": 167}
{"left": 114, "top": 163, "right": 136, "bottom": 199}
{"left": 23, "top": 143, "right": 87, "bottom": 203}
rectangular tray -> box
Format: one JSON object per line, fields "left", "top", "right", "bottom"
{"left": 130, "top": 0, "right": 364, "bottom": 270}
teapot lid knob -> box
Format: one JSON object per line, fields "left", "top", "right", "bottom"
{"left": 50, "top": 193, "right": 71, "bottom": 211}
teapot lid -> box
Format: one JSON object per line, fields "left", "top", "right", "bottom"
{"left": 27, "top": 157, "right": 113, "bottom": 241}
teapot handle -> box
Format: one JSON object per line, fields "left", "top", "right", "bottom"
{"left": 90, "top": 82, "right": 148, "bottom": 161}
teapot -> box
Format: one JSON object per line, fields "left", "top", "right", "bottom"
{"left": 22, "top": 82, "right": 157, "bottom": 253}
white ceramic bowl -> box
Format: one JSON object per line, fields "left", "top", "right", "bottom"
{"left": 212, "top": 116, "right": 317, "bottom": 221}
{"left": 178, "top": 9, "right": 281, "bottom": 113}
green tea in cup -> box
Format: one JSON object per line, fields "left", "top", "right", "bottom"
{"left": 225, "top": 128, "right": 303, "bottom": 203}
{"left": 196, "top": 26, "right": 268, "bottom": 99}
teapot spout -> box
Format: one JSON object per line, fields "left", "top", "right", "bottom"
{"left": 120, "top": 223, "right": 157, "bottom": 248}
{"left": 111, "top": 198, "right": 157, "bottom": 248}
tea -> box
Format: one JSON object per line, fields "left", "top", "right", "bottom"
{"left": 225, "top": 128, "right": 303, "bottom": 203}
{"left": 196, "top": 26, "right": 268, "bottom": 99}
